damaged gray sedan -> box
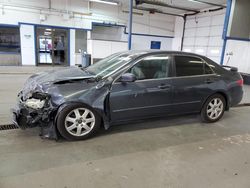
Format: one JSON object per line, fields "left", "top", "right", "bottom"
{"left": 12, "top": 51, "right": 243, "bottom": 140}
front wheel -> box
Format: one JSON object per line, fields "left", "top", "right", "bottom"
{"left": 56, "top": 104, "right": 101, "bottom": 141}
{"left": 201, "top": 94, "right": 226, "bottom": 123}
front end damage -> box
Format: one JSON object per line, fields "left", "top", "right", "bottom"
{"left": 12, "top": 91, "right": 59, "bottom": 139}
{"left": 11, "top": 67, "right": 112, "bottom": 140}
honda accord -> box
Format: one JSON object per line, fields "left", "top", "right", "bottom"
{"left": 12, "top": 51, "right": 243, "bottom": 140}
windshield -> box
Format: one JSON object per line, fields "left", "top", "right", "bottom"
{"left": 85, "top": 52, "right": 139, "bottom": 78}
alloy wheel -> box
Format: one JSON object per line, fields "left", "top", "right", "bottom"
{"left": 64, "top": 108, "right": 95, "bottom": 137}
{"left": 206, "top": 98, "right": 224, "bottom": 120}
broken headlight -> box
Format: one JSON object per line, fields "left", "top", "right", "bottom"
{"left": 23, "top": 92, "right": 50, "bottom": 110}
{"left": 25, "top": 98, "right": 46, "bottom": 109}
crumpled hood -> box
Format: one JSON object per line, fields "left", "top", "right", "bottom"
{"left": 28, "top": 67, "right": 93, "bottom": 83}
{"left": 21, "top": 67, "right": 94, "bottom": 99}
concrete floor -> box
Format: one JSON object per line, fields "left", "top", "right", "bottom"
{"left": 1, "top": 66, "right": 250, "bottom": 187}
{"left": 1, "top": 107, "right": 250, "bottom": 188}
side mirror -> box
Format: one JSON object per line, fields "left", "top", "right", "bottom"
{"left": 120, "top": 73, "right": 136, "bottom": 83}
{"left": 230, "top": 67, "right": 238, "bottom": 72}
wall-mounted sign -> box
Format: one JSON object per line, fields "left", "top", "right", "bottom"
{"left": 151, "top": 41, "right": 161, "bottom": 49}
{"left": 24, "top": 34, "right": 31, "bottom": 39}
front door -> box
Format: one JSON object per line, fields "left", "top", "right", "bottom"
{"left": 109, "top": 54, "right": 173, "bottom": 122}
{"left": 36, "top": 27, "right": 69, "bottom": 66}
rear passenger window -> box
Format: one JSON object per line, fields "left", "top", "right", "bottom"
{"left": 175, "top": 56, "right": 204, "bottom": 77}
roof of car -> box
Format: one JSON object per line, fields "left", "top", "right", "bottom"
{"left": 122, "top": 50, "right": 205, "bottom": 58}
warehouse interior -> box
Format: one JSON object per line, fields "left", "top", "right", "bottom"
{"left": 1, "top": 0, "right": 250, "bottom": 187}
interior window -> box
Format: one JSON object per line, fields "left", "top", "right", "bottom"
{"left": 175, "top": 56, "right": 204, "bottom": 77}
{"left": 128, "top": 55, "right": 170, "bottom": 80}
{"left": 0, "top": 27, "right": 20, "bottom": 53}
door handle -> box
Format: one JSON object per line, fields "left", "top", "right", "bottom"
{"left": 158, "top": 84, "right": 171, "bottom": 89}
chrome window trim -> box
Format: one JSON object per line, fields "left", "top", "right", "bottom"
{"left": 170, "top": 73, "right": 217, "bottom": 79}
{"left": 130, "top": 73, "right": 218, "bottom": 83}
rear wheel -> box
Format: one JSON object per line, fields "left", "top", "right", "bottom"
{"left": 57, "top": 104, "right": 101, "bottom": 140}
{"left": 201, "top": 94, "right": 226, "bottom": 123}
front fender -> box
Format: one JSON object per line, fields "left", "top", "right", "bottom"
{"left": 54, "top": 93, "right": 111, "bottom": 131}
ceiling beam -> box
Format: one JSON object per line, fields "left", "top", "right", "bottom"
{"left": 188, "top": 0, "right": 226, "bottom": 8}
{"left": 133, "top": 6, "right": 184, "bottom": 17}
{"left": 135, "top": 0, "right": 199, "bottom": 13}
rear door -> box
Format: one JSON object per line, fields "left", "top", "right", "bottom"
{"left": 109, "top": 54, "right": 173, "bottom": 122}
{"left": 171, "top": 55, "right": 217, "bottom": 114}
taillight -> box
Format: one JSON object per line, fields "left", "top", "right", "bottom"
{"left": 237, "top": 79, "right": 244, "bottom": 87}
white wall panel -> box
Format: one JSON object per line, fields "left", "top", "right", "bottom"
{"left": 91, "top": 40, "right": 112, "bottom": 59}
{"left": 196, "top": 27, "right": 210, "bottom": 37}
{"left": 130, "top": 35, "right": 173, "bottom": 50}
{"left": 20, "top": 24, "right": 36, "bottom": 66}
{"left": 211, "top": 14, "right": 225, "bottom": 26}
{"left": 133, "top": 23, "right": 149, "bottom": 34}
{"left": 209, "top": 56, "right": 220, "bottom": 63}
{"left": 183, "top": 37, "right": 195, "bottom": 46}
{"left": 194, "top": 47, "right": 207, "bottom": 56}
{"left": 149, "top": 27, "right": 173, "bottom": 36}
{"left": 183, "top": 10, "right": 225, "bottom": 64}
{"left": 172, "top": 17, "right": 184, "bottom": 51}
{"left": 185, "top": 19, "right": 197, "bottom": 28}
{"left": 223, "top": 40, "right": 250, "bottom": 73}
{"left": 172, "top": 37, "right": 182, "bottom": 51}
{"left": 185, "top": 28, "right": 196, "bottom": 37}
{"left": 210, "top": 26, "right": 224, "bottom": 36}
{"left": 111, "top": 42, "right": 127, "bottom": 54}
{"left": 174, "top": 17, "right": 184, "bottom": 37}
{"left": 197, "top": 17, "right": 211, "bottom": 27}
{"left": 183, "top": 47, "right": 194, "bottom": 53}
{"left": 88, "top": 40, "right": 127, "bottom": 59}
{"left": 195, "top": 37, "right": 209, "bottom": 46}
{"left": 207, "top": 47, "right": 222, "bottom": 57}
{"left": 209, "top": 37, "right": 223, "bottom": 46}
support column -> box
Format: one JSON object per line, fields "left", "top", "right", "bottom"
{"left": 220, "top": 0, "right": 232, "bottom": 65}
{"left": 69, "top": 29, "right": 76, "bottom": 66}
{"left": 128, "top": 0, "right": 133, "bottom": 50}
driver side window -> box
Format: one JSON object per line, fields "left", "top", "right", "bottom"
{"left": 128, "top": 55, "right": 171, "bottom": 80}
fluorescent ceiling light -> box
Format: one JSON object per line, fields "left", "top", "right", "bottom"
{"left": 188, "top": 0, "right": 204, "bottom": 4}
{"left": 44, "top": 31, "right": 51, "bottom": 35}
{"left": 90, "top": 0, "right": 118, "bottom": 5}
{"left": 188, "top": 0, "right": 226, "bottom": 8}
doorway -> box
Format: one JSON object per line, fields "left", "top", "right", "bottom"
{"left": 36, "top": 27, "right": 69, "bottom": 66}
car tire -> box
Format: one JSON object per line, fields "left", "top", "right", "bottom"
{"left": 56, "top": 103, "right": 101, "bottom": 141}
{"left": 201, "top": 94, "right": 226, "bottom": 123}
